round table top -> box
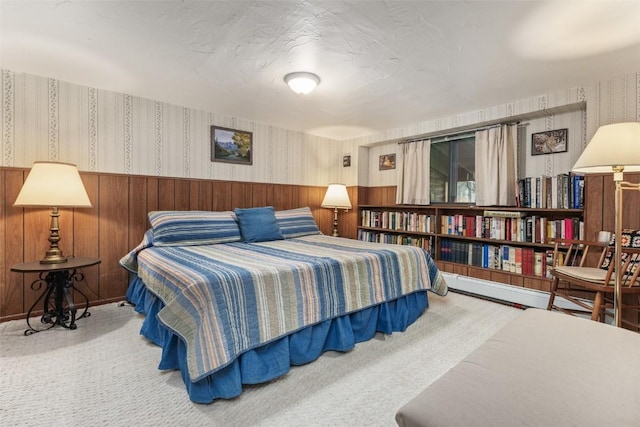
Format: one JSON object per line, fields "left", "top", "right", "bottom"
{"left": 11, "top": 257, "right": 101, "bottom": 273}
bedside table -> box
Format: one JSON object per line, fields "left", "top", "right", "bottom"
{"left": 11, "top": 257, "right": 101, "bottom": 335}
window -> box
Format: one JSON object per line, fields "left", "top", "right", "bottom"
{"left": 430, "top": 133, "right": 476, "bottom": 204}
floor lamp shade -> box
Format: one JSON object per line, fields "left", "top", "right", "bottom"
{"left": 14, "top": 161, "right": 92, "bottom": 263}
{"left": 321, "top": 184, "right": 352, "bottom": 237}
{"left": 573, "top": 122, "right": 640, "bottom": 173}
{"left": 572, "top": 122, "right": 640, "bottom": 327}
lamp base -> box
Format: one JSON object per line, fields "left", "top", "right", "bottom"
{"left": 332, "top": 207, "right": 340, "bottom": 237}
{"left": 40, "top": 249, "right": 68, "bottom": 264}
{"left": 40, "top": 206, "right": 68, "bottom": 264}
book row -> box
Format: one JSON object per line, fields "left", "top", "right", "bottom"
{"left": 440, "top": 240, "right": 560, "bottom": 278}
{"left": 517, "top": 173, "right": 584, "bottom": 209}
{"left": 360, "top": 210, "right": 437, "bottom": 233}
{"left": 440, "top": 214, "right": 584, "bottom": 243}
{"left": 357, "top": 230, "right": 435, "bottom": 252}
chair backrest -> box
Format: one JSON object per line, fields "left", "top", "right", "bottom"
{"left": 553, "top": 239, "right": 608, "bottom": 269}
{"left": 551, "top": 235, "right": 640, "bottom": 288}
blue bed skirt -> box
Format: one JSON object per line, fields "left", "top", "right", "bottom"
{"left": 126, "top": 274, "right": 429, "bottom": 404}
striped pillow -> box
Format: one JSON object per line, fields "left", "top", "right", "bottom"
{"left": 275, "top": 207, "right": 322, "bottom": 239}
{"left": 148, "top": 210, "right": 242, "bottom": 246}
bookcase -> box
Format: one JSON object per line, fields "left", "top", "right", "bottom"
{"left": 358, "top": 204, "right": 583, "bottom": 293}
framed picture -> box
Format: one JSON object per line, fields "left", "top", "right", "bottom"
{"left": 211, "top": 126, "right": 253, "bottom": 165}
{"left": 379, "top": 153, "right": 396, "bottom": 170}
{"left": 531, "top": 129, "right": 568, "bottom": 156}
{"left": 343, "top": 155, "right": 351, "bottom": 167}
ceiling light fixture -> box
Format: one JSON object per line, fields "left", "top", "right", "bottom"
{"left": 284, "top": 72, "right": 320, "bottom": 95}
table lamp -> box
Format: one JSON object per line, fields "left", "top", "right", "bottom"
{"left": 572, "top": 122, "right": 640, "bottom": 327}
{"left": 321, "top": 183, "right": 352, "bottom": 237}
{"left": 14, "top": 161, "right": 92, "bottom": 264}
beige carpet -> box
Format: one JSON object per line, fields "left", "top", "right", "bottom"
{"left": 0, "top": 292, "right": 521, "bottom": 426}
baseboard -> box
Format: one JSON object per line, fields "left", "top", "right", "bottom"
{"left": 441, "top": 272, "right": 586, "bottom": 311}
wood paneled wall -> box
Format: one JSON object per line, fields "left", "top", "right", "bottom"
{"left": 0, "top": 167, "right": 359, "bottom": 321}
{"left": 357, "top": 185, "right": 397, "bottom": 206}
{"left": 583, "top": 173, "right": 640, "bottom": 239}
{"left": 6, "top": 170, "right": 633, "bottom": 322}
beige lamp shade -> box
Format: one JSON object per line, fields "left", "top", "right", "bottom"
{"left": 321, "top": 184, "right": 352, "bottom": 209}
{"left": 573, "top": 122, "right": 640, "bottom": 173}
{"left": 14, "top": 161, "right": 92, "bottom": 207}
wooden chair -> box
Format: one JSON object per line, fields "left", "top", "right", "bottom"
{"left": 546, "top": 236, "right": 640, "bottom": 330}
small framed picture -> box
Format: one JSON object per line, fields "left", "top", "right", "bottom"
{"left": 379, "top": 153, "right": 396, "bottom": 170}
{"left": 531, "top": 129, "right": 568, "bottom": 156}
{"left": 211, "top": 126, "right": 253, "bottom": 165}
{"left": 343, "top": 155, "right": 351, "bottom": 167}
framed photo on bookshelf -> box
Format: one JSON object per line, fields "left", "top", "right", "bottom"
{"left": 531, "top": 129, "right": 568, "bottom": 156}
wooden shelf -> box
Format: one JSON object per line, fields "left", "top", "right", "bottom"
{"left": 358, "top": 204, "right": 584, "bottom": 292}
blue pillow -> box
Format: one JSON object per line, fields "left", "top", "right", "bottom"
{"left": 275, "top": 207, "right": 321, "bottom": 238}
{"left": 148, "top": 211, "right": 242, "bottom": 246}
{"left": 234, "top": 206, "right": 284, "bottom": 243}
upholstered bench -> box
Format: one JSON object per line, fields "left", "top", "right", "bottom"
{"left": 395, "top": 309, "right": 640, "bottom": 427}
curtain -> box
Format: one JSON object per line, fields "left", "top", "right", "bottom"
{"left": 396, "top": 139, "right": 431, "bottom": 205}
{"left": 475, "top": 124, "right": 517, "bottom": 206}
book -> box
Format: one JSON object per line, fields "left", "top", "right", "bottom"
{"left": 573, "top": 175, "right": 585, "bottom": 209}
{"left": 509, "top": 247, "right": 522, "bottom": 274}
{"left": 534, "top": 251, "right": 543, "bottom": 277}
{"left": 482, "top": 244, "right": 489, "bottom": 268}
{"left": 510, "top": 247, "right": 518, "bottom": 273}
{"left": 502, "top": 245, "right": 511, "bottom": 272}
{"left": 521, "top": 247, "right": 534, "bottom": 276}
{"left": 517, "top": 179, "right": 524, "bottom": 208}
{"left": 483, "top": 210, "right": 525, "bottom": 218}
{"left": 525, "top": 217, "right": 534, "bottom": 242}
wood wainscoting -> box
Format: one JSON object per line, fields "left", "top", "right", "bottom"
{"left": 0, "top": 166, "right": 359, "bottom": 322}
{"left": 5, "top": 170, "right": 637, "bottom": 324}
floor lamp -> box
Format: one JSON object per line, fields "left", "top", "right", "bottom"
{"left": 321, "top": 184, "right": 352, "bottom": 237}
{"left": 572, "top": 122, "right": 640, "bottom": 327}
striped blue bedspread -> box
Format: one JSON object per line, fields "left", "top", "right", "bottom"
{"left": 122, "top": 234, "right": 447, "bottom": 382}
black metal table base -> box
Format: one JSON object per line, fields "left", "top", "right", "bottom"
{"left": 24, "top": 269, "right": 90, "bottom": 336}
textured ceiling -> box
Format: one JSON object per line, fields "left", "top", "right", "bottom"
{"left": 2, "top": 1, "right": 640, "bottom": 141}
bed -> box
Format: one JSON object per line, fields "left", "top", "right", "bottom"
{"left": 120, "top": 206, "right": 447, "bottom": 403}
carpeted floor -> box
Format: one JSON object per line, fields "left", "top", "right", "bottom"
{"left": 0, "top": 291, "right": 522, "bottom": 426}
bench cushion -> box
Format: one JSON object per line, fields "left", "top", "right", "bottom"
{"left": 396, "top": 308, "right": 640, "bottom": 427}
